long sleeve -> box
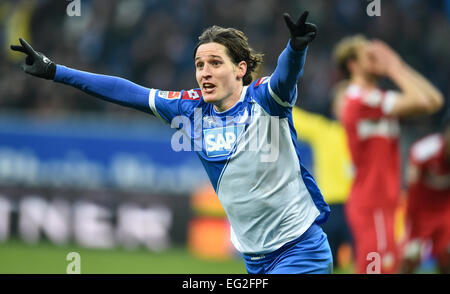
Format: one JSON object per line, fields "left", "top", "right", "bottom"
{"left": 54, "top": 65, "right": 152, "bottom": 114}
{"left": 269, "top": 41, "right": 308, "bottom": 106}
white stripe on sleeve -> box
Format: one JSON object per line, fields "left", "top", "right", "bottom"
{"left": 267, "top": 77, "right": 297, "bottom": 108}
{"left": 148, "top": 88, "right": 167, "bottom": 123}
{"left": 382, "top": 91, "right": 399, "bottom": 115}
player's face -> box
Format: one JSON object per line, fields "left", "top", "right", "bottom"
{"left": 195, "top": 42, "right": 245, "bottom": 110}
{"left": 356, "top": 44, "right": 379, "bottom": 78}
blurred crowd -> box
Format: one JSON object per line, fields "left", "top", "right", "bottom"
{"left": 0, "top": 0, "right": 449, "bottom": 126}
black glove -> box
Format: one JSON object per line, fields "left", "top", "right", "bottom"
{"left": 10, "top": 38, "right": 56, "bottom": 80}
{"left": 283, "top": 11, "right": 317, "bottom": 51}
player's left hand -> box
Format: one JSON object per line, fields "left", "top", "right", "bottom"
{"left": 283, "top": 11, "right": 317, "bottom": 51}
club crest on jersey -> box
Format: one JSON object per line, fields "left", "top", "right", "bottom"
{"left": 203, "top": 125, "right": 245, "bottom": 157}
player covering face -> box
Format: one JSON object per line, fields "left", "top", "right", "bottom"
{"left": 11, "top": 11, "right": 334, "bottom": 274}
{"left": 333, "top": 35, "right": 443, "bottom": 273}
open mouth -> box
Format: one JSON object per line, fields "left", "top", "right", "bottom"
{"left": 202, "top": 82, "right": 216, "bottom": 94}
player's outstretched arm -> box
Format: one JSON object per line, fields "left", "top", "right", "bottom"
{"left": 269, "top": 11, "right": 317, "bottom": 106}
{"left": 10, "top": 38, "right": 152, "bottom": 114}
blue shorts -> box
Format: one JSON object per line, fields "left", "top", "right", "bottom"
{"left": 242, "top": 223, "right": 333, "bottom": 274}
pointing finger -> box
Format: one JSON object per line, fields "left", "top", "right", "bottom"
{"left": 10, "top": 45, "right": 27, "bottom": 54}
{"left": 296, "top": 11, "right": 309, "bottom": 26}
{"left": 19, "top": 38, "right": 38, "bottom": 58}
{"left": 283, "top": 13, "right": 296, "bottom": 32}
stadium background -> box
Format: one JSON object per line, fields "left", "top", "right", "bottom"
{"left": 0, "top": 0, "right": 448, "bottom": 273}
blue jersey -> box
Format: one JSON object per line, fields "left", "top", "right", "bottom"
{"left": 54, "top": 41, "right": 330, "bottom": 254}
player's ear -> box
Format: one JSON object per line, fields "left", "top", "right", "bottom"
{"left": 236, "top": 61, "right": 247, "bottom": 80}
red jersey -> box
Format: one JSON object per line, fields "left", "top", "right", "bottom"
{"left": 408, "top": 134, "right": 450, "bottom": 211}
{"left": 405, "top": 134, "right": 450, "bottom": 261}
{"left": 341, "top": 84, "right": 401, "bottom": 209}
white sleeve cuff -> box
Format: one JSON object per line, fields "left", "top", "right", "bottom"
{"left": 267, "top": 77, "right": 297, "bottom": 108}
{"left": 382, "top": 91, "right": 399, "bottom": 115}
{"left": 148, "top": 89, "right": 167, "bottom": 123}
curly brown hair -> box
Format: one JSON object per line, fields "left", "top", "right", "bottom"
{"left": 194, "top": 26, "right": 264, "bottom": 86}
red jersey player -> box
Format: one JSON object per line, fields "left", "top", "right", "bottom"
{"left": 333, "top": 35, "right": 443, "bottom": 274}
{"left": 401, "top": 116, "right": 450, "bottom": 274}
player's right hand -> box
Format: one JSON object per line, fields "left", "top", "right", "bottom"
{"left": 10, "top": 38, "right": 56, "bottom": 80}
{"left": 367, "top": 40, "right": 403, "bottom": 76}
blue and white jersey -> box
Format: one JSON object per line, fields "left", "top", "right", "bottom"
{"left": 54, "top": 41, "right": 330, "bottom": 255}
{"left": 148, "top": 72, "right": 328, "bottom": 254}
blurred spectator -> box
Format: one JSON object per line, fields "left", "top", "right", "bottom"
{"left": 1, "top": 1, "right": 447, "bottom": 120}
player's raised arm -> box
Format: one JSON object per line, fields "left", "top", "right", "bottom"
{"left": 268, "top": 11, "right": 317, "bottom": 106}
{"left": 368, "top": 40, "right": 444, "bottom": 117}
{"left": 10, "top": 38, "right": 152, "bottom": 114}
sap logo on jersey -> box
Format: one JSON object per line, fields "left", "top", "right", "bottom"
{"left": 204, "top": 125, "right": 245, "bottom": 157}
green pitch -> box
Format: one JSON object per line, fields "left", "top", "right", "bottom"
{"left": 6, "top": 240, "right": 405, "bottom": 274}
{"left": 0, "top": 239, "right": 247, "bottom": 274}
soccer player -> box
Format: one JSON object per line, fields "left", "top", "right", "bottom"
{"left": 401, "top": 114, "right": 450, "bottom": 274}
{"left": 333, "top": 35, "right": 443, "bottom": 274}
{"left": 11, "top": 11, "right": 333, "bottom": 274}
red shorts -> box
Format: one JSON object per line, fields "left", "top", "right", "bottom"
{"left": 345, "top": 203, "right": 399, "bottom": 274}
{"left": 406, "top": 199, "right": 450, "bottom": 266}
